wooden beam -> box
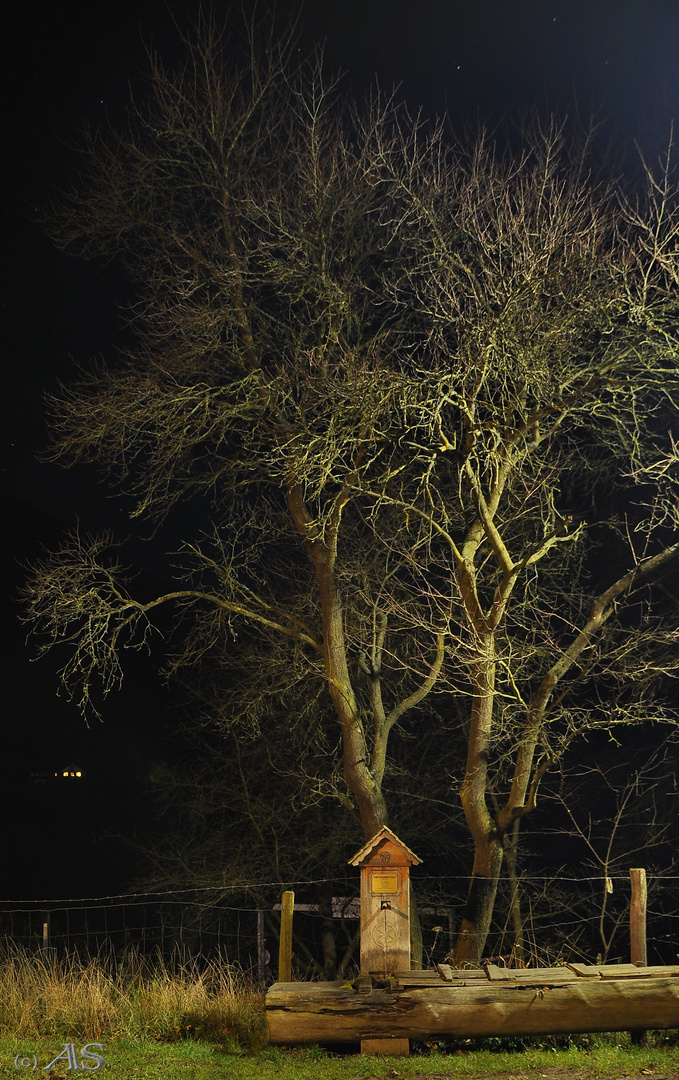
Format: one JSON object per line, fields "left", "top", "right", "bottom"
{"left": 266, "top": 974, "right": 679, "bottom": 1045}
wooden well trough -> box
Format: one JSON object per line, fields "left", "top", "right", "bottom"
{"left": 266, "top": 962, "right": 679, "bottom": 1051}
{"left": 265, "top": 829, "right": 679, "bottom": 1054}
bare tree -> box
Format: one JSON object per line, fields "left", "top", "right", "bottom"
{"left": 359, "top": 118, "right": 679, "bottom": 962}
{"left": 23, "top": 14, "right": 679, "bottom": 965}
{"left": 24, "top": 12, "right": 447, "bottom": 847}
{"left": 512, "top": 737, "right": 679, "bottom": 965}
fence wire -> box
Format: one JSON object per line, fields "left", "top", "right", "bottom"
{"left": 1, "top": 873, "right": 678, "bottom": 976}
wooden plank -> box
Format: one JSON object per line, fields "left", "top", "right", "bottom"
{"left": 499, "top": 970, "right": 576, "bottom": 985}
{"left": 485, "top": 964, "right": 516, "bottom": 981}
{"left": 396, "top": 971, "right": 450, "bottom": 984}
{"left": 391, "top": 967, "right": 584, "bottom": 987}
{"left": 404, "top": 968, "right": 580, "bottom": 988}
{"left": 393, "top": 967, "right": 484, "bottom": 979}
{"left": 600, "top": 968, "right": 652, "bottom": 980}
{"left": 336, "top": 965, "right": 679, "bottom": 995}
{"left": 567, "top": 963, "right": 678, "bottom": 980}
{"left": 266, "top": 976, "right": 679, "bottom": 1045}
{"left": 600, "top": 972, "right": 647, "bottom": 980}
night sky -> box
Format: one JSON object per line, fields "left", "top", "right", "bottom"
{"left": 2, "top": 0, "right": 679, "bottom": 900}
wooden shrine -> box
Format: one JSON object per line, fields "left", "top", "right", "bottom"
{"left": 348, "top": 826, "right": 422, "bottom": 980}
{"left": 346, "top": 827, "right": 422, "bottom": 1054}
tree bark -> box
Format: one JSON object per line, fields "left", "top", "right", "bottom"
{"left": 287, "top": 481, "right": 389, "bottom": 840}
{"left": 453, "top": 837, "right": 504, "bottom": 965}
{"left": 454, "top": 632, "right": 503, "bottom": 964}
{"left": 504, "top": 819, "right": 526, "bottom": 965}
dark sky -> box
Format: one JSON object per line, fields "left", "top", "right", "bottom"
{"left": 2, "top": 0, "right": 679, "bottom": 899}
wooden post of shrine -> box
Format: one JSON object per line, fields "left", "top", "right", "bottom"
{"left": 348, "top": 826, "right": 422, "bottom": 1056}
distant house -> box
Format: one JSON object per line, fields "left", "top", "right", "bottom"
{"left": 30, "top": 765, "right": 84, "bottom": 786}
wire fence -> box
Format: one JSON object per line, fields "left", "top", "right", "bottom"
{"left": 0, "top": 889, "right": 264, "bottom": 974}
{"left": 1, "top": 872, "right": 678, "bottom": 977}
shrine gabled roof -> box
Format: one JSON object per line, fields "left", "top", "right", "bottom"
{"left": 348, "top": 825, "right": 422, "bottom": 867}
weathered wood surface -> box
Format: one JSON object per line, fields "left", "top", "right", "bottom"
{"left": 374, "top": 963, "right": 679, "bottom": 988}
{"left": 630, "top": 868, "right": 648, "bottom": 968}
{"left": 278, "top": 890, "right": 294, "bottom": 984}
{"left": 349, "top": 828, "right": 421, "bottom": 976}
{"left": 266, "top": 966, "right": 679, "bottom": 1044}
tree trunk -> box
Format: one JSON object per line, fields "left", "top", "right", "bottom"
{"left": 453, "top": 835, "right": 503, "bottom": 965}
{"left": 454, "top": 632, "right": 502, "bottom": 965}
{"left": 504, "top": 819, "right": 526, "bottom": 965}
{"left": 288, "top": 483, "right": 389, "bottom": 843}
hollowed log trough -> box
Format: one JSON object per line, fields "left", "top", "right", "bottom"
{"left": 266, "top": 964, "right": 679, "bottom": 1046}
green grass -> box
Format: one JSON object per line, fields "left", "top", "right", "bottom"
{"left": 2, "top": 1037, "right": 679, "bottom": 1079}
{"left": 1, "top": 951, "right": 678, "bottom": 1078}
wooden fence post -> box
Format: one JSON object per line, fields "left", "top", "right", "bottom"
{"left": 629, "top": 868, "right": 647, "bottom": 967}
{"left": 278, "top": 890, "right": 295, "bottom": 983}
{"left": 257, "top": 910, "right": 269, "bottom": 984}
{"left": 629, "top": 867, "right": 647, "bottom": 1047}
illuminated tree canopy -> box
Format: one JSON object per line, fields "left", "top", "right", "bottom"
{"left": 24, "top": 13, "right": 679, "bottom": 961}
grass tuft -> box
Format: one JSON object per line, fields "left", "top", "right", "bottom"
{"left": 2, "top": 947, "right": 679, "bottom": 1080}
{"left": 0, "top": 946, "right": 266, "bottom": 1048}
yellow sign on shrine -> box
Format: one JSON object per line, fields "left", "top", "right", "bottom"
{"left": 371, "top": 870, "right": 400, "bottom": 893}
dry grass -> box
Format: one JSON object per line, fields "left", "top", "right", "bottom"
{"left": 0, "top": 947, "right": 266, "bottom": 1048}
